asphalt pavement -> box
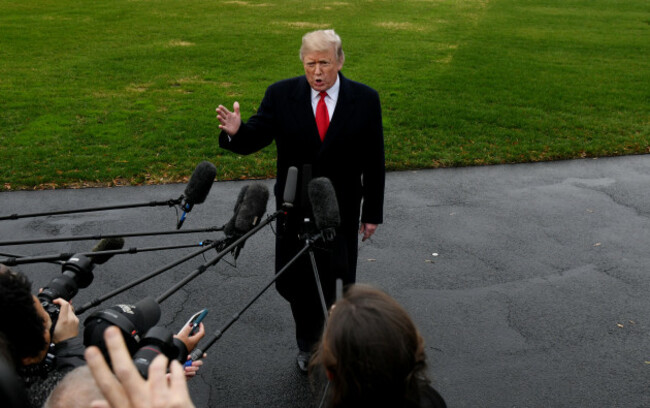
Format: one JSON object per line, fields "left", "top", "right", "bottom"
{"left": 1, "top": 155, "right": 649, "bottom": 407}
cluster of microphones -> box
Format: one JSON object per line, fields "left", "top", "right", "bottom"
{"left": 0, "top": 161, "right": 341, "bottom": 380}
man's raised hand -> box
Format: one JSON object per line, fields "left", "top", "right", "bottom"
{"left": 216, "top": 102, "right": 241, "bottom": 136}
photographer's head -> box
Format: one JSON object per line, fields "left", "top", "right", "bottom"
{"left": 0, "top": 264, "right": 51, "bottom": 366}
{"left": 312, "top": 284, "right": 429, "bottom": 407}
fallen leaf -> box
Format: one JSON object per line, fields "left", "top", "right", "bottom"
{"left": 617, "top": 323, "right": 624, "bottom": 328}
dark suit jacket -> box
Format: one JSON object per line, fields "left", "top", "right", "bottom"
{"left": 219, "top": 72, "right": 385, "bottom": 303}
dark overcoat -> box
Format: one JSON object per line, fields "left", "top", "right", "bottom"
{"left": 219, "top": 72, "right": 385, "bottom": 310}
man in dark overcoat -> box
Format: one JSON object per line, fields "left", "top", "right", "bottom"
{"left": 216, "top": 29, "right": 385, "bottom": 372}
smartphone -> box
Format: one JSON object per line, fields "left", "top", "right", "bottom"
{"left": 182, "top": 308, "right": 208, "bottom": 335}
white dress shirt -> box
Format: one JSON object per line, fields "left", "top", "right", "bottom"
{"left": 310, "top": 74, "right": 340, "bottom": 121}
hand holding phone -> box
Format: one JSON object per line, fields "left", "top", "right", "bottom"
{"left": 182, "top": 308, "right": 208, "bottom": 336}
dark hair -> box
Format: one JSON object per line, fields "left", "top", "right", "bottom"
{"left": 0, "top": 265, "right": 48, "bottom": 365}
{"left": 311, "top": 285, "right": 429, "bottom": 407}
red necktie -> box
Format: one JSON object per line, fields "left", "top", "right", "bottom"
{"left": 316, "top": 91, "right": 329, "bottom": 142}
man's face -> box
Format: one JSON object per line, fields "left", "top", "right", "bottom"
{"left": 302, "top": 48, "right": 343, "bottom": 92}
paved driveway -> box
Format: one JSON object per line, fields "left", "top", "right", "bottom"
{"left": 1, "top": 155, "right": 649, "bottom": 407}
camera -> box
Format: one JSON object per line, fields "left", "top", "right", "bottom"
{"left": 37, "top": 254, "right": 94, "bottom": 327}
{"left": 83, "top": 297, "right": 161, "bottom": 361}
{"left": 132, "top": 326, "right": 188, "bottom": 379}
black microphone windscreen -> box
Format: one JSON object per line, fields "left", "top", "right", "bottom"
{"left": 234, "top": 183, "right": 269, "bottom": 234}
{"left": 184, "top": 161, "right": 217, "bottom": 205}
{"left": 224, "top": 185, "right": 248, "bottom": 237}
{"left": 91, "top": 237, "right": 125, "bottom": 264}
{"left": 283, "top": 166, "right": 298, "bottom": 204}
{"left": 308, "top": 178, "right": 341, "bottom": 231}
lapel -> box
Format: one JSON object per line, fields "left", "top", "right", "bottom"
{"left": 320, "top": 72, "right": 355, "bottom": 154}
{"left": 289, "top": 77, "right": 320, "bottom": 144}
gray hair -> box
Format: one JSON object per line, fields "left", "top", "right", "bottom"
{"left": 300, "top": 29, "right": 345, "bottom": 64}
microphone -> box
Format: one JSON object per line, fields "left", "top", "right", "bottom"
{"left": 223, "top": 185, "right": 249, "bottom": 238}
{"left": 91, "top": 237, "right": 125, "bottom": 264}
{"left": 307, "top": 177, "right": 341, "bottom": 241}
{"left": 234, "top": 183, "right": 269, "bottom": 235}
{"left": 221, "top": 183, "right": 268, "bottom": 259}
{"left": 177, "top": 161, "right": 217, "bottom": 229}
{"left": 283, "top": 166, "right": 298, "bottom": 208}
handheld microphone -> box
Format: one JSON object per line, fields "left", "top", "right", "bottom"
{"left": 177, "top": 161, "right": 217, "bottom": 229}
{"left": 307, "top": 177, "right": 341, "bottom": 241}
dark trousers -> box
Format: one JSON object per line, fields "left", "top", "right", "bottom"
{"left": 275, "top": 222, "right": 358, "bottom": 352}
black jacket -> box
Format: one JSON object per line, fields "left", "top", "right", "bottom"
{"left": 19, "top": 337, "right": 85, "bottom": 408}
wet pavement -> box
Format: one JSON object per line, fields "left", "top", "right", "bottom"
{"left": 1, "top": 155, "right": 649, "bottom": 407}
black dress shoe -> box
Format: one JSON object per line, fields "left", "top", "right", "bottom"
{"left": 296, "top": 351, "right": 311, "bottom": 373}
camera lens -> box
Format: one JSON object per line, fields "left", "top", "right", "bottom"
{"left": 133, "top": 327, "right": 175, "bottom": 379}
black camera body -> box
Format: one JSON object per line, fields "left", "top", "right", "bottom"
{"left": 37, "top": 254, "right": 94, "bottom": 327}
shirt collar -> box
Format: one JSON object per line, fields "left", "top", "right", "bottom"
{"left": 311, "top": 73, "right": 340, "bottom": 103}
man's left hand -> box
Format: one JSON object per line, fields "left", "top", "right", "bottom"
{"left": 359, "top": 223, "right": 378, "bottom": 242}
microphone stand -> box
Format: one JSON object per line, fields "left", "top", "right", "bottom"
{"left": 74, "top": 240, "right": 222, "bottom": 315}
{"left": 0, "top": 251, "right": 63, "bottom": 266}
{"left": 0, "top": 197, "right": 183, "bottom": 221}
{"left": 155, "top": 210, "right": 285, "bottom": 304}
{"left": 0, "top": 226, "right": 224, "bottom": 247}
{"left": 188, "top": 229, "right": 331, "bottom": 362}
{"left": 0, "top": 241, "right": 213, "bottom": 266}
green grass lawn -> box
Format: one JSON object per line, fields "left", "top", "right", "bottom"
{"left": 1, "top": 0, "right": 648, "bottom": 190}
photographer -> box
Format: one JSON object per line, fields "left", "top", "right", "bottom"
{"left": 0, "top": 264, "right": 85, "bottom": 408}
